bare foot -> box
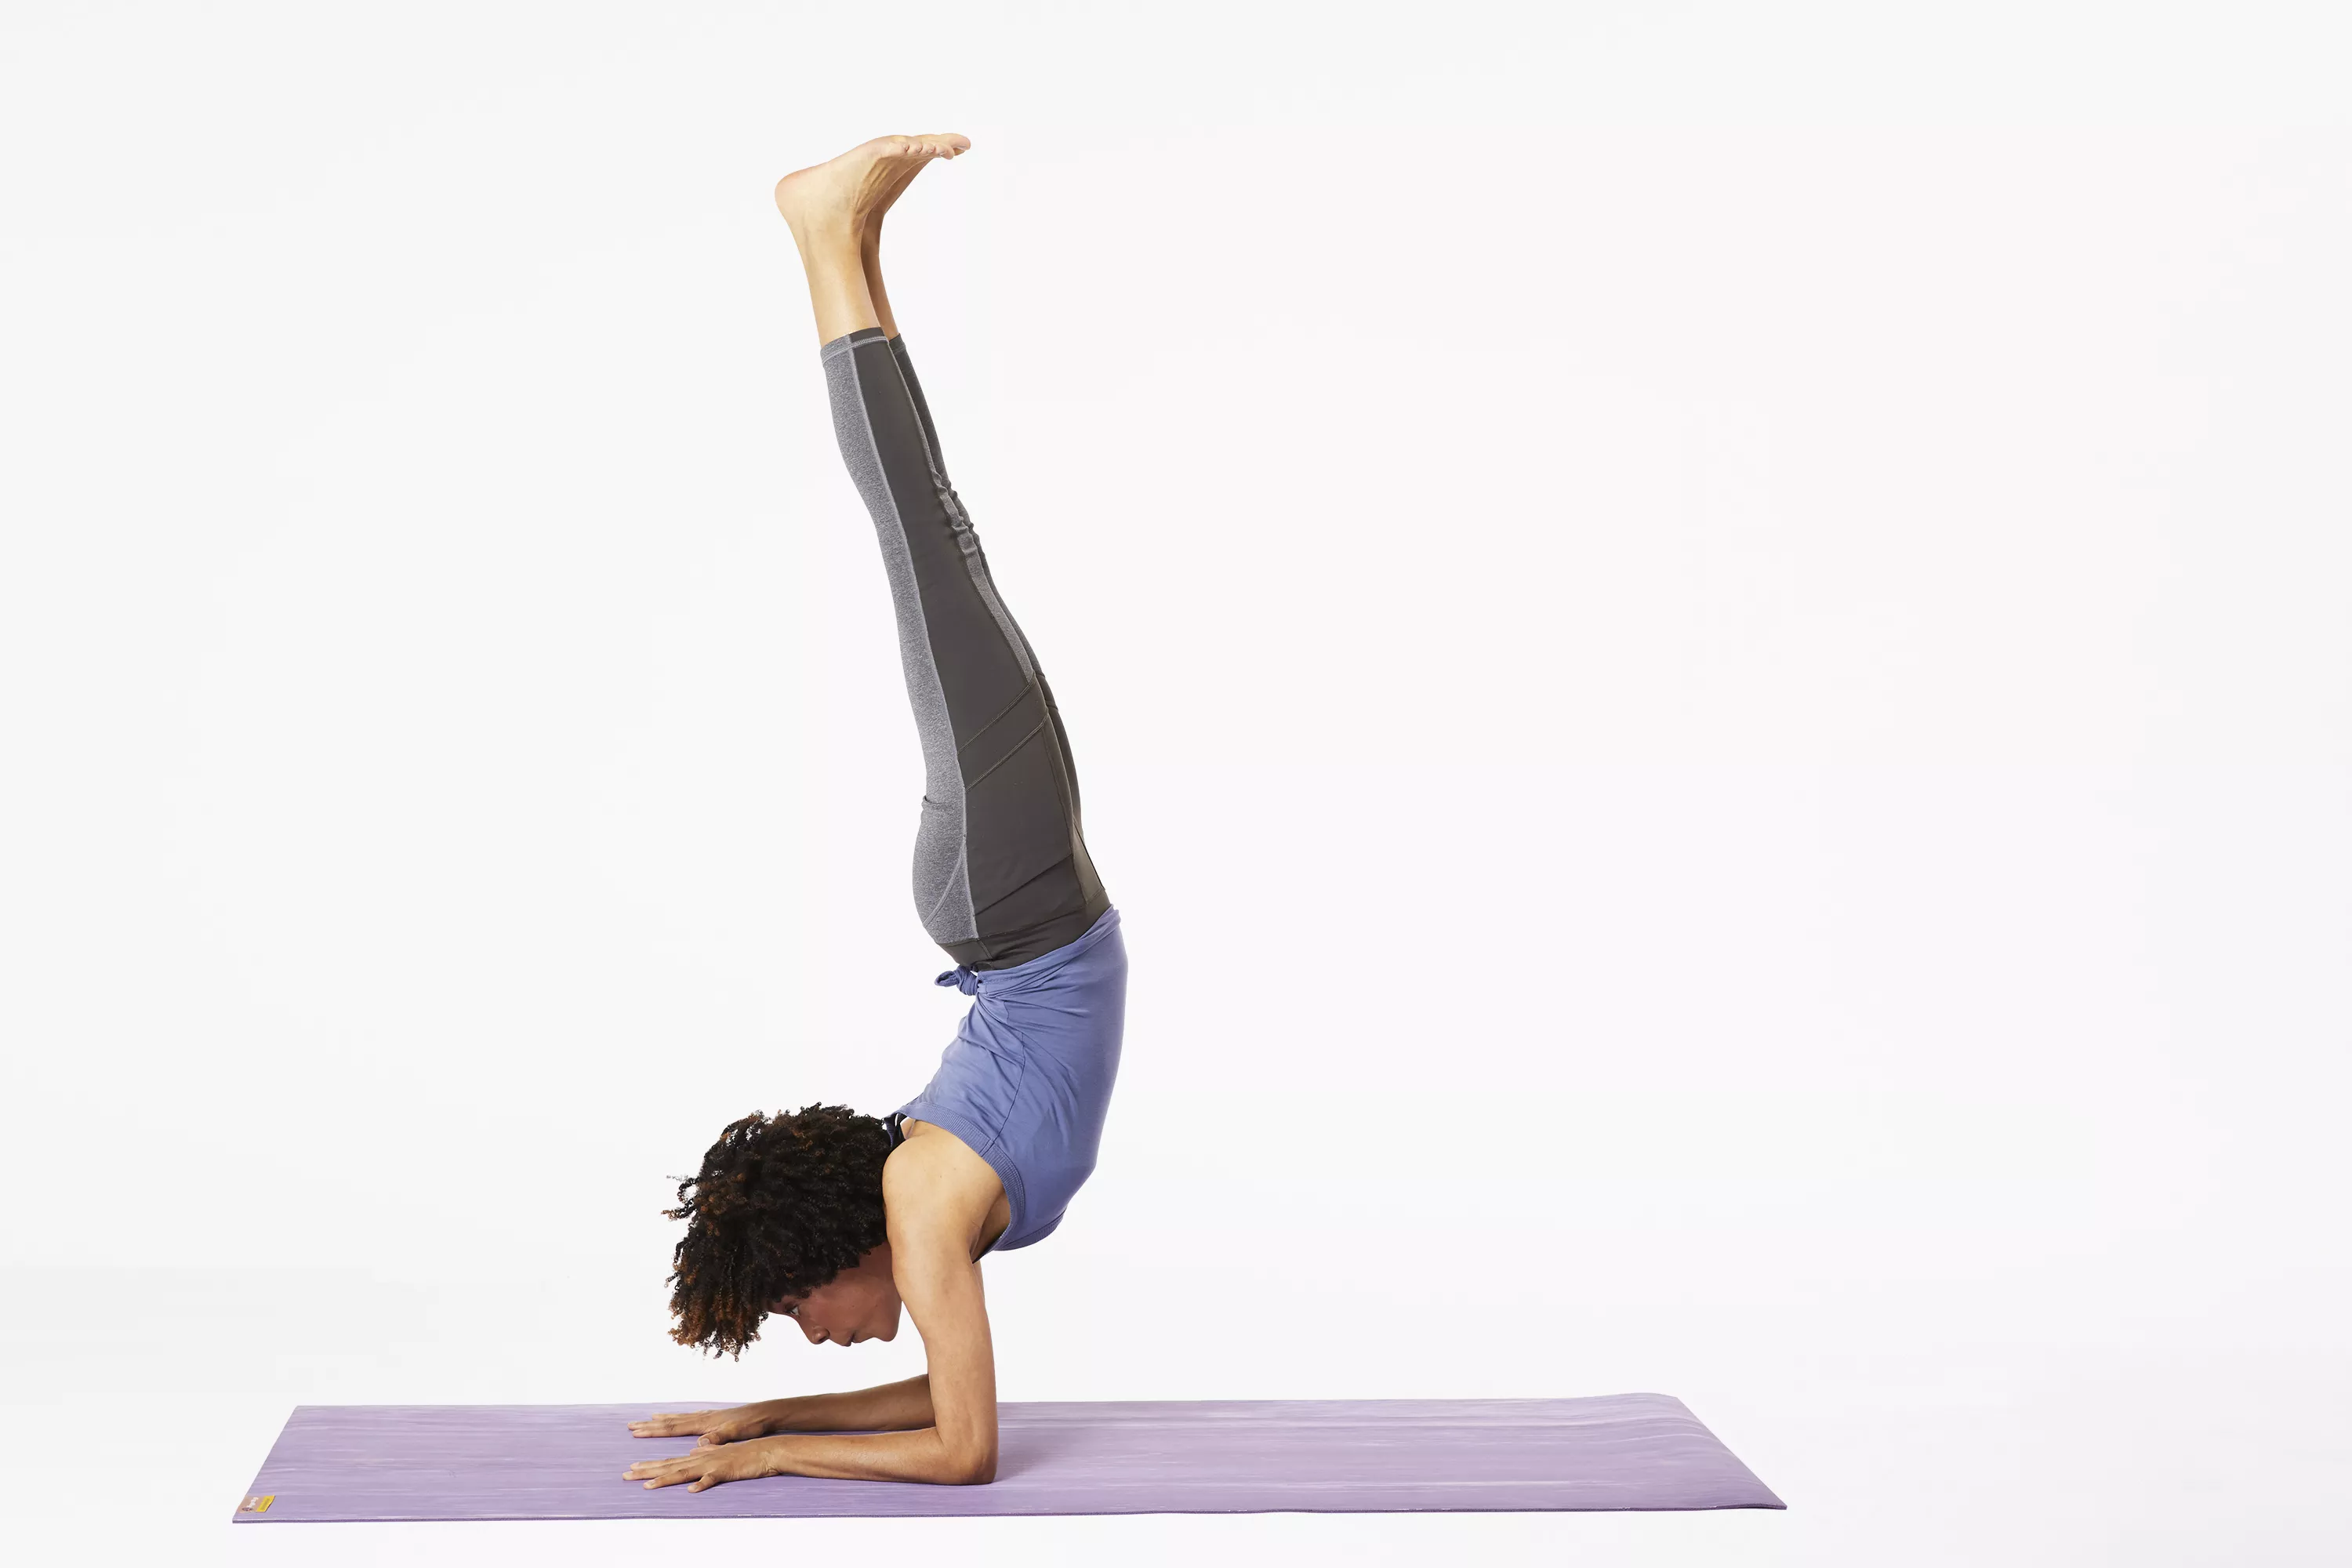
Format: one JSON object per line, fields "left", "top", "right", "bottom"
{"left": 773, "top": 133, "right": 970, "bottom": 244}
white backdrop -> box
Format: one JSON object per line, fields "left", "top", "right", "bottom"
{"left": 4, "top": 2, "right": 2348, "bottom": 1564}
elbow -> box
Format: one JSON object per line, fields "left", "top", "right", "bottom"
{"left": 938, "top": 1445, "right": 998, "bottom": 1486}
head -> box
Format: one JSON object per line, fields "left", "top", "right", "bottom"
{"left": 662, "top": 1104, "right": 903, "bottom": 1358}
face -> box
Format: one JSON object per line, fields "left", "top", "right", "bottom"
{"left": 774, "top": 1243, "right": 902, "bottom": 1348}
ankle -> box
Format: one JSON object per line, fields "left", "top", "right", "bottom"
{"left": 797, "top": 219, "right": 869, "bottom": 256}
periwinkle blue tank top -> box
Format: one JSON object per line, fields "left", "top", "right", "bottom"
{"left": 894, "top": 906, "right": 1127, "bottom": 1251}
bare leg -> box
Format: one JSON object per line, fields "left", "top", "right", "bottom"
{"left": 771, "top": 133, "right": 969, "bottom": 346}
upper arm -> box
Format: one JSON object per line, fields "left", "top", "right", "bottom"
{"left": 883, "top": 1139, "right": 1002, "bottom": 1483}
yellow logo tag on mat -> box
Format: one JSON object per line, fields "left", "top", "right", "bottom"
{"left": 239, "top": 1494, "right": 274, "bottom": 1513}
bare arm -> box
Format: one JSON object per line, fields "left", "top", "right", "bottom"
{"left": 629, "top": 1376, "right": 937, "bottom": 1446}
{"left": 768, "top": 1375, "right": 937, "bottom": 1432}
{"left": 626, "top": 1133, "right": 1004, "bottom": 1489}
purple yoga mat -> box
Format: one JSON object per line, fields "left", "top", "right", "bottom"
{"left": 230, "top": 1393, "right": 1782, "bottom": 1521}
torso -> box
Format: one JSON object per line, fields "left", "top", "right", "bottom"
{"left": 890, "top": 907, "right": 1127, "bottom": 1260}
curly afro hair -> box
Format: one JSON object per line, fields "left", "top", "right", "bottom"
{"left": 662, "top": 1103, "right": 892, "bottom": 1358}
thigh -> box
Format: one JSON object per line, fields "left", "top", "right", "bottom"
{"left": 822, "top": 328, "right": 1105, "bottom": 968}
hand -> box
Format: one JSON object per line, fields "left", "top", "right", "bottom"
{"left": 626, "top": 1403, "right": 776, "bottom": 1447}
{"left": 625, "top": 1436, "right": 779, "bottom": 1492}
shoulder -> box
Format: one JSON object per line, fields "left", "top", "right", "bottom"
{"left": 884, "top": 1123, "right": 1004, "bottom": 1236}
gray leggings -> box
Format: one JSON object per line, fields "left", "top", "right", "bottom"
{"left": 820, "top": 327, "right": 1109, "bottom": 970}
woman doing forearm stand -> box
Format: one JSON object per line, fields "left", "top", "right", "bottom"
{"left": 623, "top": 132, "right": 1127, "bottom": 1494}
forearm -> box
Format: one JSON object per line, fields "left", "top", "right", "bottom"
{"left": 739, "top": 1425, "right": 994, "bottom": 1486}
{"left": 760, "top": 1375, "right": 934, "bottom": 1435}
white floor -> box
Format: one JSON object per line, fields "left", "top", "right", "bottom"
{"left": 7, "top": 1269, "right": 2348, "bottom": 1566}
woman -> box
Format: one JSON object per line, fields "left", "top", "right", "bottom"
{"left": 623, "top": 132, "right": 1127, "bottom": 1493}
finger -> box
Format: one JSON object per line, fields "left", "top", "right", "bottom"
{"left": 630, "top": 1411, "right": 706, "bottom": 1434}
